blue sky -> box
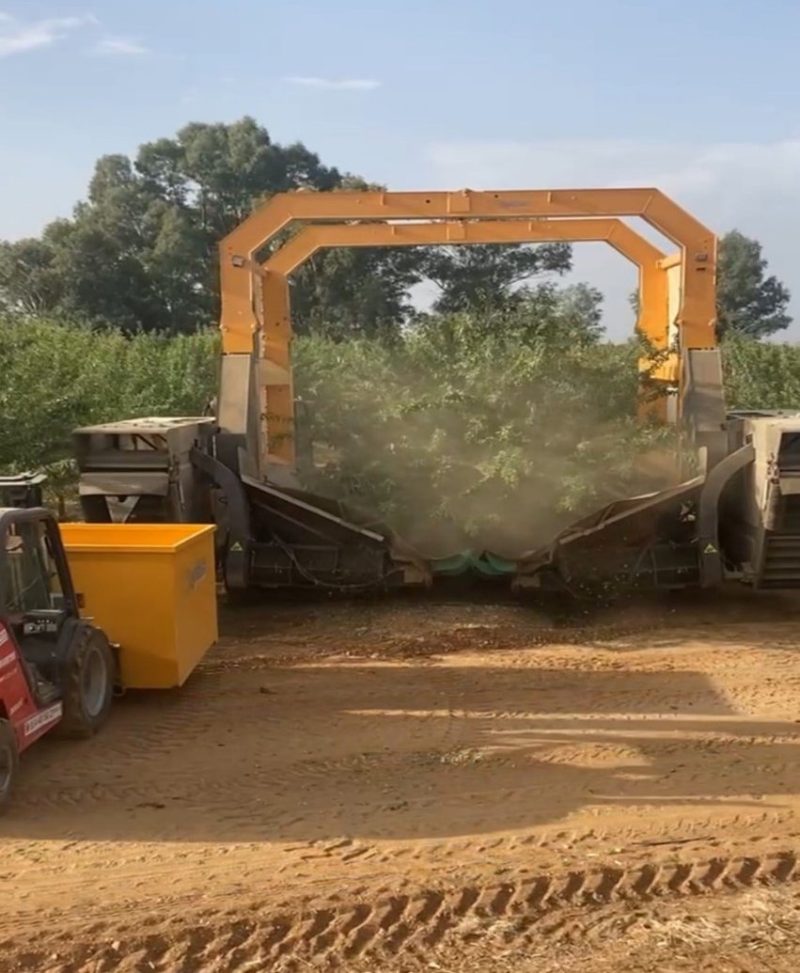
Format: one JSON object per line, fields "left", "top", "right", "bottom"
{"left": 2, "top": 0, "right": 800, "bottom": 335}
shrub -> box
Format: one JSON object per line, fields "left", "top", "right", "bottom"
{"left": 0, "top": 316, "right": 217, "bottom": 472}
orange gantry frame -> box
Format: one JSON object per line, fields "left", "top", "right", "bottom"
{"left": 259, "top": 220, "right": 668, "bottom": 465}
{"left": 217, "top": 189, "right": 718, "bottom": 469}
{"left": 262, "top": 219, "right": 666, "bottom": 333}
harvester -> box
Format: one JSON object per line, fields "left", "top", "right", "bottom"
{"left": 72, "top": 188, "right": 800, "bottom": 595}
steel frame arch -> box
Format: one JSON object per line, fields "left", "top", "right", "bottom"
{"left": 245, "top": 217, "right": 671, "bottom": 467}
{"left": 219, "top": 187, "right": 716, "bottom": 354}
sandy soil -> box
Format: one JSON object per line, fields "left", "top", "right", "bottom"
{"left": 3, "top": 589, "right": 800, "bottom": 971}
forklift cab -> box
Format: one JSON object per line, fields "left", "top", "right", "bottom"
{"left": 0, "top": 507, "right": 114, "bottom": 737}
{"left": 0, "top": 508, "right": 81, "bottom": 693}
{"left": 0, "top": 507, "right": 116, "bottom": 808}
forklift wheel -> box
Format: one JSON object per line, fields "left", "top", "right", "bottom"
{"left": 0, "top": 719, "right": 18, "bottom": 811}
{"left": 58, "top": 627, "right": 115, "bottom": 739}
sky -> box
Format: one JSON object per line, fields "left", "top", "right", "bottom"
{"left": 2, "top": 0, "right": 800, "bottom": 337}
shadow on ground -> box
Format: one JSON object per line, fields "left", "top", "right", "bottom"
{"left": 5, "top": 589, "right": 800, "bottom": 844}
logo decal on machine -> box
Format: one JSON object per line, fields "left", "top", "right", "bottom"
{"left": 23, "top": 617, "right": 59, "bottom": 636}
{"left": 23, "top": 703, "right": 63, "bottom": 737}
{"left": 186, "top": 558, "right": 208, "bottom": 590}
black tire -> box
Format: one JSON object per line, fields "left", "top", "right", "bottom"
{"left": 0, "top": 719, "right": 18, "bottom": 812}
{"left": 58, "top": 626, "right": 115, "bottom": 739}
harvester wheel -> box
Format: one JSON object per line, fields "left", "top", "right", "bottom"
{"left": 58, "top": 626, "right": 115, "bottom": 739}
{"left": 0, "top": 718, "right": 18, "bottom": 811}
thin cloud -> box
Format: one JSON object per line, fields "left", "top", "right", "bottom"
{"left": 284, "top": 75, "right": 381, "bottom": 91}
{"left": 425, "top": 136, "right": 800, "bottom": 224}
{"left": 94, "top": 36, "right": 150, "bottom": 56}
{"left": 0, "top": 14, "right": 91, "bottom": 58}
{"left": 426, "top": 136, "right": 800, "bottom": 337}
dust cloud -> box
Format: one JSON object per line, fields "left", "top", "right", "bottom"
{"left": 299, "top": 365, "right": 681, "bottom": 560}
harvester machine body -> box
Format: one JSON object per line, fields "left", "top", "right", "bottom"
{"left": 513, "top": 411, "right": 800, "bottom": 595}
{"left": 74, "top": 417, "right": 426, "bottom": 592}
{"left": 721, "top": 413, "right": 800, "bottom": 589}
{"left": 72, "top": 185, "right": 799, "bottom": 597}
{"left": 514, "top": 475, "right": 705, "bottom": 593}
{"left": 73, "top": 418, "right": 215, "bottom": 525}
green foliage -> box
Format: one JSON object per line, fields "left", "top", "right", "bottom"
{"left": 424, "top": 240, "right": 572, "bottom": 313}
{"left": 0, "top": 316, "right": 218, "bottom": 472}
{"left": 0, "top": 238, "right": 63, "bottom": 314}
{"left": 723, "top": 336, "right": 800, "bottom": 409}
{"left": 717, "top": 230, "right": 791, "bottom": 337}
{"left": 290, "top": 245, "right": 423, "bottom": 341}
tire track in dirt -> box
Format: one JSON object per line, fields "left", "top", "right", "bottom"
{"left": 5, "top": 850, "right": 800, "bottom": 972}
{"left": 192, "top": 849, "right": 800, "bottom": 965}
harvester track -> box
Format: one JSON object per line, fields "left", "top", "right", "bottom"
{"left": 4, "top": 850, "right": 799, "bottom": 972}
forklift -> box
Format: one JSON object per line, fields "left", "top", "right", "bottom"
{"left": 0, "top": 478, "right": 115, "bottom": 808}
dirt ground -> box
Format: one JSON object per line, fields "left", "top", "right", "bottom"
{"left": 4, "top": 589, "right": 800, "bottom": 971}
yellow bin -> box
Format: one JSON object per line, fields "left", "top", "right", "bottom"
{"left": 59, "top": 523, "right": 218, "bottom": 689}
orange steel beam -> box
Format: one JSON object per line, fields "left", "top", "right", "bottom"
{"left": 220, "top": 188, "right": 716, "bottom": 355}
{"left": 253, "top": 218, "right": 672, "bottom": 466}
{"left": 265, "top": 217, "right": 662, "bottom": 277}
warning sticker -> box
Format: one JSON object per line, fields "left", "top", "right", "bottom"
{"left": 703, "top": 543, "right": 718, "bottom": 554}
{"left": 230, "top": 541, "right": 244, "bottom": 552}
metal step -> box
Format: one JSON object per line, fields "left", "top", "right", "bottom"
{"left": 760, "top": 532, "right": 800, "bottom": 587}
{"left": 775, "top": 492, "right": 800, "bottom": 530}
{"left": 22, "top": 659, "right": 61, "bottom": 706}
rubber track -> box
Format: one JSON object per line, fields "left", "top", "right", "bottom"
{"left": 7, "top": 850, "right": 800, "bottom": 972}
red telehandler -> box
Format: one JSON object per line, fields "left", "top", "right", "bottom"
{"left": 0, "top": 472, "right": 218, "bottom": 810}
{"left": 0, "top": 500, "right": 115, "bottom": 808}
